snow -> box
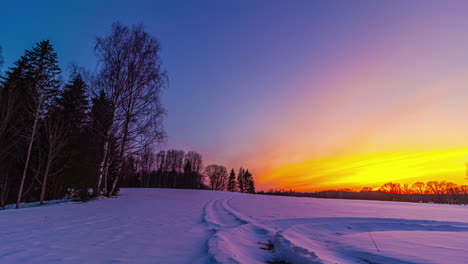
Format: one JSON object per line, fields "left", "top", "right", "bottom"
{"left": 1, "top": 189, "right": 467, "bottom": 263}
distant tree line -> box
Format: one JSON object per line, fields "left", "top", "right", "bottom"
{"left": 355, "top": 180, "right": 468, "bottom": 204}
{"left": 260, "top": 180, "right": 468, "bottom": 205}
{"left": 118, "top": 149, "right": 256, "bottom": 194}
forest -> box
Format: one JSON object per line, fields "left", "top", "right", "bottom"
{"left": 0, "top": 23, "right": 255, "bottom": 209}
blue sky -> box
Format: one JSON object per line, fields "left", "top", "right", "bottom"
{"left": 3, "top": 1, "right": 468, "bottom": 190}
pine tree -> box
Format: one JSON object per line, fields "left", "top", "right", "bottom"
{"left": 227, "top": 169, "right": 237, "bottom": 192}
{"left": 237, "top": 167, "right": 245, "bottom": 193}
{"left": 58, "top": 74, "right": 92, "bottom": 200}
{"left": 15, "top": 40, "right": 61, "bottom": 208}
{"left": 244, "top": 170, "right": 255, "bottom": 194}
{"left": 60, "top": 74, "right": 89, "bottom": 131}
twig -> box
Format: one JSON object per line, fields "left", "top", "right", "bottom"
{"left": 368, "top": 232, "right": 380, "bottom": 252}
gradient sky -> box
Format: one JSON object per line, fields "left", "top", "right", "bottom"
{"left": 2, "top": 0, "right": 468, "bottom": 191}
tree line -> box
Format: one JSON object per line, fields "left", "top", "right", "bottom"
{"left": 360, "top": 180, "right": 468, "bottom": 196}
{"left": 0, "top": 23, "right": 255, "bottom": 209}
{"left": 260, "top": 180, "right": 468, "bottom": 205}
{"left": 118, "top": 148, "right": 256, "bottom": 194}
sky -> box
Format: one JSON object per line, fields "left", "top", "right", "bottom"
{"left": 2, "top": 0, "right": 468, "bottom": 191}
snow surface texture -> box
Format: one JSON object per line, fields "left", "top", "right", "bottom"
{"left": 1, "top": 189, "right": 467, "bottom": 263}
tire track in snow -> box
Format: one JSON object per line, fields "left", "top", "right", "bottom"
{"left": 202, "top": 197, "right": 274, "bottom": 264}
{"left": 203, "top": 198, "right": 247, "bottom": 229}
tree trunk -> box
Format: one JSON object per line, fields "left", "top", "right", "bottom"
{"left": 94, "top": 140, "right": 109, "bottom": 196}
{"left": 0, "top": 172, "right": 8, "bottom": 208}
{"left": 16, "top": 105, "right": 40, "bottom": 209}
{"left": 40, "top": 157, "right": 52, "bottom": 205}
{"left": 108, "top": 117, "right": 130, "bottom": 197}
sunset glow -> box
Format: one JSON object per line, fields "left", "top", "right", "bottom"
{"left": 259, "top": 147, "right": 468, "bottom": 191}
{"left": 3, "top": 1, "right": 468, "bottom": 192}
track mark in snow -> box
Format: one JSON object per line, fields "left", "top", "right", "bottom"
{"left": 203, "top": 198, "right": 247, "bottom": 229}
{"left": 203, "top": 197, "right": 273, "bottom": 264}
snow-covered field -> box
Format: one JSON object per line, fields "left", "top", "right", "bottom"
{"left": 1, "top": 189, "right": 467, "bottom": 263}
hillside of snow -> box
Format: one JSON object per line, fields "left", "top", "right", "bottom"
{"left": 1, "top": 189, "right": 467, "bottom": 264}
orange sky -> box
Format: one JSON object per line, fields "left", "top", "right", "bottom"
{"left": 246, "top": 22, "right": 468, "bottom": 191}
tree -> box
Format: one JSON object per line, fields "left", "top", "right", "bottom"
{"left": 94, "top": 22, "right": 166, "bottom": 197}
{"left": 244, "top": 170, "right": 255, "bottom": 194}
{"left": 237, "top": 167, "right": 245, "bottom": 193}
{"left": 227, "top": 169, "right": 236, "bottom": 192}
{"left": 378, "top": 182, "right": 401, "bottom": 194}
{"left": 412, "top": 182, "right": 425, "bottom": 194}
{"left": 360, "top": 187, "right": 373, "bottom": 192}
{"left": 165, "top": 149, "right": 184, "bottom": 188}
{"left": 205, "top": 165, "right": 227, "bottom": 191}
{"left": 0, "top": 54, "right": 30, "bottom": 208}
{"left": 15, "top": 40, "right": 61, "bottom": 208}
{"left": 39, "top": 106, "right": 68, "bottom": 205}
{"left": 90, "top": 90, "right": 114, "bottom": 196}
{"left": 59, "top": 73, "right": 92, "bottom": 200}
{"left": 184, "top": 151, "right": 203, "bottom": 188}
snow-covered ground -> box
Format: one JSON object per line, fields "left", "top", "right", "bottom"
{"left": 1, "top": 189, "right": 467, "bottom": 263}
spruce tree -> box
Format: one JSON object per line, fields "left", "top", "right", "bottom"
{"left": 237, "top": 167, "right": 245, "bottom": 193}
{"left": 244, "top": 170, "right": 255, "bottom": 194}
{"left": 227, "top": 169, "right": 236, "bottom": 192}
{"left": 15, "top": 40, "right": 61, "bottom": 208}
{"left": 59, "top": 74, "right": 92, "bottom": 200}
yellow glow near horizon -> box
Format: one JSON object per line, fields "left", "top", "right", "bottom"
{"left": 258, "top": 147, "right": 468, "bottom": 191}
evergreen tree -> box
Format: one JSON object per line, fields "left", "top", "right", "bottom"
{"left": 227, "top": 169, "right": 236, "bottom": 192}
{"left": 0, "top": 57, "right": 31, "bottom": 207}
{"left": 237, "top": 167, "right": 245, "bottom": 193}
{"left": 244, "top": 170, "right": 255, "bottom": 194}
{"left": 15, "top": 40, "right": 61, "bottom": 208}
{"left": 58, "top": 74, "right": 93, "bottom": 200}
{"left": 60, "top": 74, "right": 89, "bottom": 131}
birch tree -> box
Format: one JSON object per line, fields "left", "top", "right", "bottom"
{"left": 94, "top": 23, "right": 166, "bottom": 196}
{"left": 39, "top": 110, "right": 68, "bottom": 205}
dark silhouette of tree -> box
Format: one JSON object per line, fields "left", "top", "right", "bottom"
{"left": 90, "top": 90, "right": 114, "bottom": 196}
{"left": 15, "top": 40, "right": 61, "bottom": 208}
{"left": 39, "top": 102, "right": 69, "bottom": 205}
{"left": 58, "top": 73, "right": 94, "bottom": 200}
{"left": 227, "top": 169, "right": 237, "bottom": 192}
{"left": 360, "top": 187, "right": 373, "bottom": 192}
{"left": 206, "top": 165, "right": 227, "bottom": 191}
{"left": 184, "top": 151, "right": 203, "bottom": 188}
{"left": 244, "top": 170, "right": 255, "bottom": 194}
{"left": 93, "top": 22, "right": 166, "bottom": 197}
{"left": 412, "top": 182, "right": 425, "bottom": 194}
{"left": 237, "top": 167, "right": 245, "bottom": 193}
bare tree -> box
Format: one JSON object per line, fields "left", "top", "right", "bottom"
{"left": 39, "top": 113, "right": 69, "bottom": 205}
{"left": 205, "top": 165, "right": 228, "bottom": 191}
{"left": 185, "top": 151, "right": 203, "bottom": 188}
{"left": 93, "top": 22, "right": 166, "bottom": 196}
{"left": 412, "top": 182, "right": 425, "bottom": 195}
